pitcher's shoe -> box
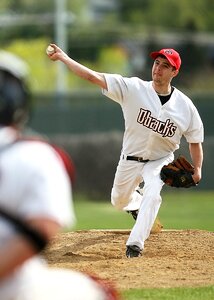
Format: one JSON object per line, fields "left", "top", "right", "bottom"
{"left": 127, "top": 209, "right": 139, "bottom": 220}
{"left": 126, "top": 245, "right": 142, "bottom": 258}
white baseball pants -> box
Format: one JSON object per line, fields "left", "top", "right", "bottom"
{"left": 111, "top": 153, "right": 173, "bottom": 250}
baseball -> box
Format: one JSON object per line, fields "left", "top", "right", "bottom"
{"left": 46, "top": 45, "right": 55, "bottom": 55}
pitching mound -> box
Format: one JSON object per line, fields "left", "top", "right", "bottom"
{"left": 44, "top": 229, "right": 214, "bottom": 290}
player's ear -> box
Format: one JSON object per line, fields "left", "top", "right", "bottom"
{"left": 172, "top": 68, "right": 179, "bottom": 78}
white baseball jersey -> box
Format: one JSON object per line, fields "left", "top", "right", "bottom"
{"left": 0, "top": 126, "right": 76, "bottom": 299}
{"left": 102, "top": 74, "right": 204, "bottom": 160}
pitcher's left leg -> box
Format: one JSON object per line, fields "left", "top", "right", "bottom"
{"left": 126, "top": 156, "right": 173, "bottom": 257}
{"left": 126, "top": 179, "right": 163, "bottom": 255}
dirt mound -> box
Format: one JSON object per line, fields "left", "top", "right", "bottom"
{"left": 44, "top": 229, "right": 214, "bottom": 290}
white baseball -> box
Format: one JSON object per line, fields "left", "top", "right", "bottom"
{"left": 46, "top": 45, "right": 55, "bottom": 55}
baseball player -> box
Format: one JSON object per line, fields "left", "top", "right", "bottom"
{"left": 47, "top": 45, "right": 204, "bottom": 258}
{"left": 0, "top": 52, "right": 120, "bottom": 299}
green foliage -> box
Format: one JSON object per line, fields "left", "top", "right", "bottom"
{"left": 1, "top": 1, "right": 214, "bottom": 93}
{"left": 67, "top": 45, "right": 130, "bottom": 89}
{"left": 1, "top": 0, "right": 214, "bottom": 37}
{"left": 2, "top": 38, "right": 130, "bottom": 93}
{"left": 123, "top": 285, "right": 214, "bottom": 300}
{"left": 0, "top": 0, "right": 54, "bottom": 13}
{"left": 3, "top": 38, "right": 56, "bottom": 93}
{"left": 68, "top": 0, "right": 86, "bottom": 14}
{"left": 97, "top": 46, "right": 129, "bottom": 74}
{"left": 120, "top": 0, "right": 214, "bottom": 32}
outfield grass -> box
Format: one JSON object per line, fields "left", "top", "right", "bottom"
{"left": 123, "top": 286, "right": 214, "bottom": 300}
{"left": 73, "top": 190, "right": 214, "bottom": 231}
{"left": 72, "top": 191, "right": 214, "bottom": 300}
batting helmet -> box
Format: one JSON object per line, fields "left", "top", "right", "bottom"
{"left": 0, "top": 51, "right": 31, "bottom": 127}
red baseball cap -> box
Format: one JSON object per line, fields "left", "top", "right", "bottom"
{"left": 150, "top": 48, "right": 181, "bottom": 70}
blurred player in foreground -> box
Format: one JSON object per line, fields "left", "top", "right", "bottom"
{"left": 0, "top": 51, "right": 121, "bottom": 300}
{"left": 47, "top": 44, "right": 204, "bottom": 258}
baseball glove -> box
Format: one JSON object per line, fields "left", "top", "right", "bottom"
{"left": 160, "top": 155, "right": 196, "bottom": 188}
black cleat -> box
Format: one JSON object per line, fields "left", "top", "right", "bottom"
{"left": 126, "top": 245, "right": 142, "bottom": 258}
{"left": 127, "top": 209, "right": 139, "bottom": 220}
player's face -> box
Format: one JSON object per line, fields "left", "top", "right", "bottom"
{"left": 152, "top": 57, "right": 178, "bottom": 85}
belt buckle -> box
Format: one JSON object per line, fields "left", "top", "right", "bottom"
{"left": 138, "top": 157, "right": 143, "bottom": 162}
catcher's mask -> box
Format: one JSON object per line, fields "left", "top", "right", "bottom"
{"left": 0, "top": 52, "right": 31, "bottom": 127}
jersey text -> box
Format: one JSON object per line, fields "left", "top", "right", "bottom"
{"left": 137, "top": 108, "right": 177, "bottom": 137}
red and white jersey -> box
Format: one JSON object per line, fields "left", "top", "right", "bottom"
{"left": 102, "top": 74, "right": 204, "bottom": 160}
{"left": 0, "top": 127, "right": 75, "bottom": 231}
{"left": 0, "top": 126, "right": 75, "bottom": 299}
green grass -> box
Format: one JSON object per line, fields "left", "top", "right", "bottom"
{"left": 122, "top": 286, "right": 214, "bottom": 300}
{"left": 159, "top": 190, "right": 214, "bottom": 231}
{"left": 71, "top": 191, "right": 214, "bottom": 300}
{"left": 73, "top": 191, "right": 214, "bottom": 231}
{"left": 73, "top": 193, "right": 133, "bottom": 230}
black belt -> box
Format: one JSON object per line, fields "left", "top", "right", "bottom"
{"left": 124, "top": 155, "right": 149, "bottom": 163}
